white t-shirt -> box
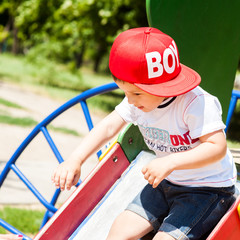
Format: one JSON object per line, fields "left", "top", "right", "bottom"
{"left": 115, "top": 86, "right": 237, "bottom": 187}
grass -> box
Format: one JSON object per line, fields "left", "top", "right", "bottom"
{"left": 0, "top": 113, "right": 80, "bottom": 136}
{"left": 226, "top": 100, "right": 240, "bottom": 148}
{"left": 0, "top": 91, "right": 80, "bottom": 136}
{"left": 227, "top": 140, "right": 240, "bottom": 149}
{"left": 0, "top": 53, "right": 123, "bottom": 112}
{"left": 0, "top": 114, "right": 38, "bottom": 127}
{"left": 0, "top": 98, "right": 23, "bottom": 109}
{"left": 48, "top": 125, "right": 79, "bottom": 136}
{"left": 0, "top": 206, "right": 44, "bottom": 235}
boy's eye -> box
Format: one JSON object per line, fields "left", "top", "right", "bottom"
{"left": 135, "top": 93, "right": 141, "bottom": 96}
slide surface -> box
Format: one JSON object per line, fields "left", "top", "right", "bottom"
{"left": 69, "top": 151, "right": 155, "bottom": 239}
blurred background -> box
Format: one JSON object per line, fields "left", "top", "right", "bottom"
{"left": 0, "top": 0, "right": 150, "bottom": 236}
{"left": 0, "top": 0, "right": 239, "bottom": 237}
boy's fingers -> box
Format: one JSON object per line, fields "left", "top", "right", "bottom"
{"left": 142, "top": 166, "right": 147, "bottom": 174}
{"left": 152, "top": 178, "right": 160, "bottom": 188}
{"left": 66, "top": 172, "right": 75, "bottom": 190}
{"left": 53, "top": 172, "right": 61, "bottom": 188}
{"left": 147, "top": 175, "right": 154, "bottom": 185}
{"left": 72, "top": 173, "right": 80, "bottom": 186}
{"left": 51, "top": 169, "right": 58, "bottom": 184}
{"left": 143, "top": 172, "right": 150, "bottom": 180}
{"left": 52, "top": 165, "right": 63, "bottom": 186}
{"left": 59, "top": 170, "right": 68, "bottom": 191}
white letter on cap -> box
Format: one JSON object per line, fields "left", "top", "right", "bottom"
{"left": 146, "top": 51, "right": 163, "bottom": 79}
{"left": 169, "top": 40, "right": 179, "bottom": 67}
{"left": 163, "top": 48, "right": 175, "bottom": 74}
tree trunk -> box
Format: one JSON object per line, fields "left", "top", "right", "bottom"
{"left": 11, "top": 20, "right": 19, "bottom": 54}
{"left": 75, "top": 43, "right": 86, "bottom": 68}
{"left": 0, "top": 17, "right": 12, "bottom": 53}
{"left": 93, "top": 44, "right": 105, "bottom": 73}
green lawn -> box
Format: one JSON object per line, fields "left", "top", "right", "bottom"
{"left": 0, "top": 53, "right": 123, "bottom": 112}
{"left": 0, "top": 206, "right": 45, "bottom": 235}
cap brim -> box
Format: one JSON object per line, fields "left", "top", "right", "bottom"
{"left": 134, "top": 64, "right": 201, "bottom": 97}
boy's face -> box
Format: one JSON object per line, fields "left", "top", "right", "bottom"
{"left": 116, "top": 80, "right": 166, "bottom": 112}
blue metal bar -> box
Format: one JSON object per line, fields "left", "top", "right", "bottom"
{"left": 0, "top": 82, "right": 118, "bottom": 236}
{"left": 80, "top": 100, "right": 94, "bottom": 132}
{"left": 40, "top": 179, "right": 82, "bottom": 229}
{"left": 10, "top": 164, "right": 57, "bottom": 213}
{"left": 40, "top": 188, "right": 61, "bottom": 229}
{"left": 0, "top": 82, "right": 118, "bottom": 187}
{"left": 40, "top": 126, "right": 64, "bottom": 163}
{"left": 80, "top": 100, "right": 102, "bottom": 157}
{"left": 225, "top": 96, "right": 237, "bottom": 132}
{"left": 0, "top": 219, "right": 31, "bottom": 240}
{"left": 225, "top": 90, "right": 240, "bottom": 132}
{"left": 0, "top": 127, "right": 40, "bottom": 188}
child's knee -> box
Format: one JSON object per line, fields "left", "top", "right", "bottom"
{"left": 107, "top": 210, "right": 153, "bottom": 240}
{"left": 153, "top": 231, "right": 175, "bottom": 240}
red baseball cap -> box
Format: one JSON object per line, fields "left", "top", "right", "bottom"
{"left": 109, "top": 27, "right": 201, "bottom": 97}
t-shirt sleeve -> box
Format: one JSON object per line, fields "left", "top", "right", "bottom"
{"left": 115, "top": 97, "right": 136, "bottom": 124}
{"left": 184, "top": 94, "right": 226, "bottom": 139}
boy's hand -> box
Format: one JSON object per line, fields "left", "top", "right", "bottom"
{"left": 142, "top": 157, "right": 174, "bottom": 188}
{"left": 0, "top": 234, "right": 23, "bottom": 240}
{"left": 52, "top": 160, "right": 81, "bottom": 191}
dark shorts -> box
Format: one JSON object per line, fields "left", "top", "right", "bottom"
{"left": 126, "top": 180, "right": 237, "bottom": 240}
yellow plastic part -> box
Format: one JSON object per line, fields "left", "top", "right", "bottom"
{"left": 238, "top": 203, "right": 240, "bottom": 218}
{"left": 99, "top": 139, "right": 118, "bottom": 161}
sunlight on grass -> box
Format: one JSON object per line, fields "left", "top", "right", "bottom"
{"left": 0, "top": 115, "right": 37, "bottom": 127}
{"left": 0, "top": 53, "right": 123, "bottom": 112}
{"left": 48, "top": 125, "right": 80, "bottom": 136}
{"left": 0, "top": 206, "right": 44, "bottom": 235}
{"left": 227, "top": 140, "right": 240, "bottom": 149}
{"left": 0, "top": 53, "right": 112, "bottom": 90}
{"left": 0, "top": 114, "right": 79, "bottom": 136}
{"left": 0, "top": 98, "right": 23, "bottom": 109}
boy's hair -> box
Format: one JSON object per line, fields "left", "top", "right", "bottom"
{"left": 112, "top": 74, "right": 125, "bottom": 83}
{"left": 109, "top": 27, "right": 201, "bottom": 97}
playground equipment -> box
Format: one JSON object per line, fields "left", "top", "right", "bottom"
{"left": 225, "top": 90, "right": 240, "bottom": 132}
{"left": 0, "top": 83, "right": 118, "bottom": 239}
{"left": 1, "top": 0, "right": 240, "bottom": 239}
{"left": 0, "top": 81, "right": 239, "bottom": 239}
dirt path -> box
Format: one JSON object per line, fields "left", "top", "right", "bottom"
{"left": 0, "top": 82, "right": 104, "bottom": 206}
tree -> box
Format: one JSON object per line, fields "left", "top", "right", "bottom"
{"left": 0, "top": 0, "right": 149, "bottom": 71}
{"left": 0, "top": 0, "right": 23, "bottom": 54}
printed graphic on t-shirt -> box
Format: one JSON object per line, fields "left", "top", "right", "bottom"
{"left": 139, "top": 125, "right": 198, "bottom": 153}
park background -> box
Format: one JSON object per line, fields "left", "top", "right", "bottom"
{"left": 0, "top": 0, "right": 240, "bottom": 237}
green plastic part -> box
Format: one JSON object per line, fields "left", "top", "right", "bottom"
{"left": 117, "top": 124, "right": 153, "bottom": 163}
{"left": 146, "top": 0, "right": 240, "bottom": 122}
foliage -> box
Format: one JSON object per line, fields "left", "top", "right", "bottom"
{"left": 227, "top": 101, "right": 240, "bottom": 144}
{"left": 0, "top": 0, "right": 148, "bottom": 72}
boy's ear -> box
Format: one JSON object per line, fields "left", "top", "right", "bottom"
{"left": 147, "top": 0, "right": 240, "bottom": 122}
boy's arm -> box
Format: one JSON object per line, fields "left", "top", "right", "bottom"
{"left": 142, "top": 129, "right": 227, "bottom": 188}
{"left": 52, "top": 110, "right": 127, "bottom": 191}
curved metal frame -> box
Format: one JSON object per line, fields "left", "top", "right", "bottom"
{"left": 0, "top": 82, "right": 118, "bottom": 239}
{"left": 0, "top": 82, "right": 239, "bottom": 239}
{"left": 225, "top": 90, "right": 240, "bottom": 133}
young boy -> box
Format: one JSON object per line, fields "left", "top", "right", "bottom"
{"left": 52, "top": 27, "right": 237, "bottom": 240}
